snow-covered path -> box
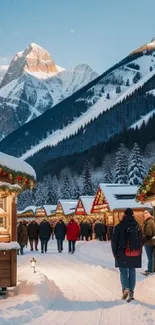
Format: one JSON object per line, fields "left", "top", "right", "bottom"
{"left": 1, "top": 240, "right": 155, "bottom": 325}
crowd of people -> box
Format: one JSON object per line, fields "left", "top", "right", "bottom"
{"left": 17, "top": 219, "right": 113, "bottom": 255}
{"left": 17, "top": 218, "right": 81, "bottom": 254}
{"left": 17, "top": 208, "right": 155, "bottom": 302}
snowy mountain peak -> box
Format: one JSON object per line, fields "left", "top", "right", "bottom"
{"left": 0, "top": 43, "right": 58, "bottom": 87}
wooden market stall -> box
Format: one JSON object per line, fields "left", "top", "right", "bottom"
{"left": 0, "top": 151, "right": 36, "bottom": 289}
{"left": 136, "top": 164, "right": 155, "bottom": 213}
{"left": 55, "top": 200, "right": 78, "bottom": 224}
{"left": 91, "top": 183, "right": 152, "bottom": 228}
{"left": 74, "top": 196, "right": 95, "bottom": 223}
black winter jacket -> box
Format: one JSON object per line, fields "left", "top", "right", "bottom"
{"left": 111, "top": 216, "right": 142, "bottom": 268}
{"left": 27, "top": 221, "right": 39, "bottom": 239}
{"left": 54, "top": 221, "right": 66, "bottom": 240}
{"left": 39, "top": 221, "right": 52, "bottom": 240}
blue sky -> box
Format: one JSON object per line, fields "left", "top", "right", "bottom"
{"left": 0, "top": 0, "right": 155, "bottom": 73}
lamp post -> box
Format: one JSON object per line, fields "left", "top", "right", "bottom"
{"left": 30, "top": 257, "right": 36, "bottom": 273}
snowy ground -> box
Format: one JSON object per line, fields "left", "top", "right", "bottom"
{"left": 1, "top": 240, "right": 155, "bottom": 325}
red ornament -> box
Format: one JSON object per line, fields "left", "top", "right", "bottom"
{"left": 2, "top": 172, "right": 7, "bottom": 176}
{"left": 17, "top": 175, "right": 22, "bottom": 182}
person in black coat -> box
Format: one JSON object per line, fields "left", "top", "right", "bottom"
{"left": 94, "top": 221, "right": 106, "bottom": 241}
{"left": 80, "top": 221, "right": 91, "bottom": 241}
{"left": 111, "top": 208, "right": 142, "bottom": 301}
{"left": 39, "top": 219, "right": 52, "bottom": 253}
{"left": 54, "top": 219, "right": 66, "bottom": 252}
{"left": 27, "top": 220, "right": 39, "bottom": 251}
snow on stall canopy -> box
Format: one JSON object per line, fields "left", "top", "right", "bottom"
{"left": 17, "top": 205, "right": 39, "bottom": 215}
{"left": 0, "top": 151, "right": 36, "bottom": 178}
{"left": 59, "top": 200, "right": 78, "bottom": 215}
{"left": 80, "top": 196, "right": 95, "bottom": 214}
{"left": 43, "top": 205, "right": 57, "bottom": 216}
{"left": 99, "top": 184, "right": 152, "bottom": 210}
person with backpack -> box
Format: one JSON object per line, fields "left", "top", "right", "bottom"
{"left": 142, "top": 210, "right": 155, "bottom": 275}
{"left": 111, "top": 208, "right": 142, "bottom": 302}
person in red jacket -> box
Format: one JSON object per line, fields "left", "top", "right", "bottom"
{"left": 67, "top": 218, "right": 80, "bottom": 254}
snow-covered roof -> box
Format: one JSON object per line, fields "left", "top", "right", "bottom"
{"left": 99, "top": 183, "right": 151, "bottom": 210}
{"left": 58, "top": 200, "right": 78, "bottom": 215}
{"left": 18, "top": 204, "right": 57, "bottom": 216}
{"left": 80, "top": 196, "right": 95, "bottom": 214}
{"left": 0, "top": 152, "right": 36, "bottom": 179}
{"left": 17, "top": 205, "right": 40, "bottom": 215}
{"left": 43, "top": 205, "right": 57, "bottom": 216}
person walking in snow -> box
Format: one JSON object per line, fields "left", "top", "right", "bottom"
{"left": 27, "top": 220, "right": 39, "bottom": 251}
{"left": 54, "top": 219, "right": 66, "bottom": 253}
{"left": 111, "top": 208, "right": 142, "bottom": 302}
{"left": 39, "top": 219, "right": 52, "bottom": 253}
{"left": 17, "top": 221, "right": 28, "bottom": 255}
{"left": 67, "top": 218, "right": 80, "bottom": 254}
{"left": 142, "top": 210, "right": 155, "bottom": 275}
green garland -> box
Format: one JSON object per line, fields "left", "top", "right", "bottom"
{"left": 0, "top": 163, "right": 36, "bottom": 188}
{"left": 136, "top": 164, "right": 155, "bottom": 203}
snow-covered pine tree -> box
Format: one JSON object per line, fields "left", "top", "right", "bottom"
{"left": 59, "top": 168, "right": 73, "bottom": 199}
{"left": 72, "top": 175, "right": 81, "bottom": 199}
{"left": 104, "top": 166, "right": 113, "bottom": 183}
{"left": 114, "top": 143, "right": 129, "bottom": 184}
{"left": 46, "top": 175, "right": 61, "bottom": 204}
{"left": 128, "top": 143, "right": 145, "bottom": 185}
{"left": 82, "top": 160, "right": 94, "bottom": 195}
{"left": 102, "top": 154, "right": 114, "bottom": 183}
{"left": 17, "top": 189, "right": 33, "bottom": 210}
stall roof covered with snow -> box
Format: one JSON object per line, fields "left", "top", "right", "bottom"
{"left": 91, "top": 183, "right": 151, "bottom": 226}
{"left": 56, "top": 200, "right": 78, "bottom": 216}
{"left": 75, "top": 196, "right": 95, "bottom": 216}
{"left": 17, "top": 205, "right": 56, "bottom": 219}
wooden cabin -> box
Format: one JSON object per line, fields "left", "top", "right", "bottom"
{"left": 91, "top": 183, "right": 151, "bottom": 227}
{"left": 136, "top": 164, "right": 155, "bottom": 213}
{"left": 55, "top": 200, "right": 78, "bottom": 224}
{"left": 75, "top": 196, "right": 95, "bottom": 223}
{"left": 0, "top": 151, "right": 36, "bottom": 289}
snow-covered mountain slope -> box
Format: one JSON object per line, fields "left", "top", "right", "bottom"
{"left": 0, "top": 43, "right": 98, "bottom": 139}
{"left": 0, "top": 65, "right": 8, "bottom": 83}
{"left": 1, "top": 38, "right": 155, "bottom": 159}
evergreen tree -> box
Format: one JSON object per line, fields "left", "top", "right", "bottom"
{"left": 60, "top": 168, "right": 73, "bottom": 199}
{"left": 46, "top": 175, "right": 60, "bottom": 204}
{"left": 133, "top": 72, "right": 141, "bottom": 84}
{"left": 17, "top": 190, "right": 33, "bottom": 210}
{"left": 128, "top": 143, "right": 145, "bottom": 185}
{"left": 103, "top": 166, "right": 113, "bottom": 183}
{"left": 106, "top": 92, "right": 110, "bottom": 99}
{"left": 72, "top": 175, "right": 81, "bottom": 199}
{"left": 116, "top": 85, "right": 121, "bottom": 93}
{"left": 82, "top": 160, "right": 94, "bottom": 195}
{"left": 114, "top": 143, "right": 129, "bottom": 184}
{"left": 150, "top": 66, "right": 153, "bottom": 72}
{"left": 126, "top": 78, "right": 130, "bottom": 86}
